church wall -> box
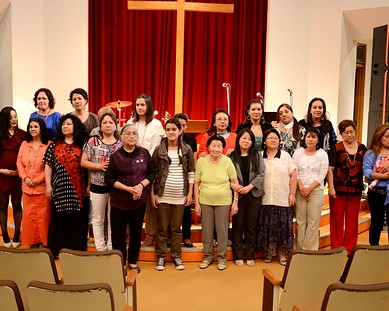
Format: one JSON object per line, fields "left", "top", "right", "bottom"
{"left": 266, "top": 0, "right": 389, "bottom": 146}
{"left": 0, "top": 3, "right": 13, "bottom": 111}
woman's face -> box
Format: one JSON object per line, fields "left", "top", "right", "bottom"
{"left": 278, "top": 106, "right": 293, "bottom": 124}
{"left": 100, "top": 115, "right": 116, "bottom": 136}
{"left": 380, "top": 129, "right": 389, "bottom": 149}
{"left": 135, "top": 98, "right": 147, "bottom": 117}
{"left": 165, "top": 123, "right": 180, "bottom": 142}
{"left": 310, "top": 100, "right": 324, "bottom": 120}
{"left": 305, "top": 132, "right": 319, "bottom": 149}
{"left": 9, "top": 110, "right": 18, "bottom": 129}
{"left": 61, "top": 118, "right": 74, "bottom": 136}
{"left": 208, "top": 139, "right": 224, "bottom": 158}
{"left": 214, "top": 112, "right": 229, "bottom": 132}
{"left": 37, "top": 91, "right": 50, "bottom": 111}
{"left": 71, "top": 93, "right": 88, "bottom": 111}
{"left": 239, "top": 132, "right": 252, "bottom": 151}
{"left": 121, "top": 127, "right": 138, "bottom": 146}
{"left": 341, "top": 126, "right": 355, "bottom": 144}
{"left": 248, "top": 103, "right": 262, "bottom": 122}
{"left": 264, "top": 132, "right": 279, "bottom": 150}
{"left": 178, "top": 118, "right": 188, "bottom": 133}
{"left": 29, "top": 121, "right": 41, "bottom": 138}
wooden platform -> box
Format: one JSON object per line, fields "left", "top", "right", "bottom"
{"left": 2, "top": 194, "right": 371, "bottom": 262}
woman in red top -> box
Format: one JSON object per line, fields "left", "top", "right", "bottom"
{"left": 198, "top": 109, "right": 237, "bottom": 157}
{"left": 0, "top": 107, "right": 26, "bottom": 248}
{"left": 327, "top": 120, "right": 366, "bottom": 254}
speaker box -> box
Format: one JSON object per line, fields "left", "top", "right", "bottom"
{"left": 368, "top": 24, "right": 389, "bottom": 143}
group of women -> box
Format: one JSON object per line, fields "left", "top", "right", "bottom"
{"left": 1, "top": 91, "right": 388, "bottom": 272}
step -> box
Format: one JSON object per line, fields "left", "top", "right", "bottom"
{"left": 3, "top": 197, "right": 372, "bottom": 262}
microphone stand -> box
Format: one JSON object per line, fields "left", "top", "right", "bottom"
{"left": 223, "top": 83, "right": 231, "bottom": 114}
{"left": 287, "top": 89, "right": 293, "bottom": 107}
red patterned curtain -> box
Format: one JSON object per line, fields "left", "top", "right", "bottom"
{"left": 89, "top": 0, "right": 267, "bottom": 129}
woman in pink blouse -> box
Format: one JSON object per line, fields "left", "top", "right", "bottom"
{"left": 17, "top": 118, "right": 50, "bottom": 247}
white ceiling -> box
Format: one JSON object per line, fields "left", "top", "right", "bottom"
{"left": 344, "top": 6, "right": 389, "bottom": 42}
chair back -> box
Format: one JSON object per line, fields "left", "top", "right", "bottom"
{"left": 340, "top": 245, "right": 389, "bottom": 284}
{"left": 0, "top": 280, "right": 25, "bottom": 311}
{"left": 59, "top": 248, "right": 130, "bottom": 311}
{"left": 0, "top": 247, "right": 61, "bottom": 311}
{"left": 27, "top": 280, "right": 114, "bottom": 311}
{"left": 279, "top": 247, "right": 347, "bottom": 311}
{"left": 321, "top": 282, "right": 389, "bottom": 311}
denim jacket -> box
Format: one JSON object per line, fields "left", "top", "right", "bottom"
{"left": 152, "top": 138, "right": 195, "bottom": 197}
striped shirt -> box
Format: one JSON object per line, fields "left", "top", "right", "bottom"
{"left": 157, "top": 150, "right": 194, "bottom": 205}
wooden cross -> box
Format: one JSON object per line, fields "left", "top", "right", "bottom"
{"left": 128, "top": 0, "right": 234, "bottom": 114}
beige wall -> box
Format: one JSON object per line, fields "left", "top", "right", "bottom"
{"left": 266, "top": 0, "right": 389, "bottom": 145}
{"left": 2, "top": 0, "right": 389, "bottom": 143}
{"left": 1, "top": 0, "right": 87, "bottom": 129}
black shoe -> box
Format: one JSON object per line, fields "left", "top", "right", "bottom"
{"left": 156, "top": 258, "right": 166, "bottom": 271}
{"left": 128, "top": 263, "right": 141, "bottom": 273}
{"left": 172, "top": 258, "right": 185, "bottom": 270}
{"left": 183, "top": 239, "right": 193, "bottom": 248}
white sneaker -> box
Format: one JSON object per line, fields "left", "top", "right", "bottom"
{"left": 156, "top": 258, "right": 165, "bottom": 271}
{"left": 172, "top": 258, "right": 185, "bottom": 270}
{"left": 217, "top": 262, "right": 227, "bottom": 270}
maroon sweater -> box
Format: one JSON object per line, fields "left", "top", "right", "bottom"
{"left": 105, "top": 146, "right": 155, "bottom": 210}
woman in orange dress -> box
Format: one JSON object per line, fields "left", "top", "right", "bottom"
{"left": 17, "top": 118, "right": 50, "bottom": 247}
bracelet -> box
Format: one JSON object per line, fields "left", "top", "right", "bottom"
{"left": 233, "top": 197, "right": 238, "bottom": 201}
{"left": 139, "top": 182, "right": 145, "bottom": 188}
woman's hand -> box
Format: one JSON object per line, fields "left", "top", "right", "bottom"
{"left": 328, "top": 187, "right": 336, "bottom": 199}
{"left": 231, "top": 201, "right": 238, "bottom": 215}
{"left": 195, "top": 203, "right": 201, "bottom": 217}
{"left": 230, "top": 183, "right": 243, "bottom": 192}
{"left": 299, "top": 187, "right": 312, "bottom": 197}
{"left": 46, "top": 185, "right": 53, "bottom": 200}
{"left": 151, "top": 193, "right": 158, "bottom": 208}
{"left": 184, "top": 192, "right": 193, "bottom": 207}
{"left": 25, "top": 177, "right": 36, "bottom": 187}
{"left": 238, "top": 185, "right": 253, "bottom": 195}
{"left": 1, "top": 169, "right": 18, "bottom": 176}
{"left": 127, "top": 186, "right": 141, "bottom": 200}
{"left": 379, "top": 160, "right": 389, "bottom": 172}
{"left": 288, "top": 193, "right": 296, "bottom": 207}
{"left": 95, "top": 161, "right": 109, "bottom": 171}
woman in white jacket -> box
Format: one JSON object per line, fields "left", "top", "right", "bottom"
{"left": 292, "top": 127, "right": 329, "bottom": 250}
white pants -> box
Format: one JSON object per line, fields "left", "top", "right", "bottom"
{"left": 90, "top": 192, "right": 112, "bottom": 251}
{"left": 295, "top": 189, "right": 324, "bottom": 250}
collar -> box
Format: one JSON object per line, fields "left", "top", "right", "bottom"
{"left": 263, "top": 149, "right": 281, "bottom": 159}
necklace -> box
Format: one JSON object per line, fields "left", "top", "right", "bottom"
{"left": 38, "top": 109, "right": 51, "bottom": 122}
{"left": 344, "top": 141, "right": 357, "bottom": 165}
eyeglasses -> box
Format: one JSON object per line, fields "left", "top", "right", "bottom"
{"left": 343, "top": 130, "right": 355, "bottom": 136}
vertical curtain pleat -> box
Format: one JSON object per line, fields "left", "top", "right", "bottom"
{"left": 89, "top": 0, "right": 267, "bottom": 128}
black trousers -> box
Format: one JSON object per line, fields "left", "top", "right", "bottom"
{"left": 367, "top": 188, "right": 389, "bottom": 245}
{"left": 111, "top": 204, "right": 146, "bottom": 264}
{"left": 232, "top": 193, "right": 261, "bottom": 260}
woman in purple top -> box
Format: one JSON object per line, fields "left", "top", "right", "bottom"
{"left": 105, "top": 124, "right": 155, "bottom": 273}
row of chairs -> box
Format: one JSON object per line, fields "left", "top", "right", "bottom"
{"left": 262, "top": 245, "right": 389, "bottom": 311}
{"left": 0, "top": 247, "right": 137, "bottom": 311}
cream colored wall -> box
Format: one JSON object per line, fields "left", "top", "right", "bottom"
{"left": 3, "top": 0, "right": 87, "bottom": 130}
{"left": 3, "top": 0, "right": 389, "bottom": 141}
{"left": 266, "top": 0, "right": 389, "bottom": 145}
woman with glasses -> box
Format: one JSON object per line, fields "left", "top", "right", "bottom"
{"left": 327, "top": 120, "right": 366, "bottom": 254}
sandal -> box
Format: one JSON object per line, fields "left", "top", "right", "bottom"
{"left": 235, "top": 260, "right": 244, "bottom": 267}
{"left": 264, "top": 256, "right": 272, "bottom": 263}
{"left": 246, "top": 260, "right": 255, "bottom": 267}
{"left": 279, "top": 259, "right": 287, "bottom": 266}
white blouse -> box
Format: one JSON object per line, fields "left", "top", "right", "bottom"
{"left": 292, "top": 147, "right": 329, "bottom": 190}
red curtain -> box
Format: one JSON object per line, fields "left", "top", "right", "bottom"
{"left": 89, "top": 0, "right": 267, "bottom": 129}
